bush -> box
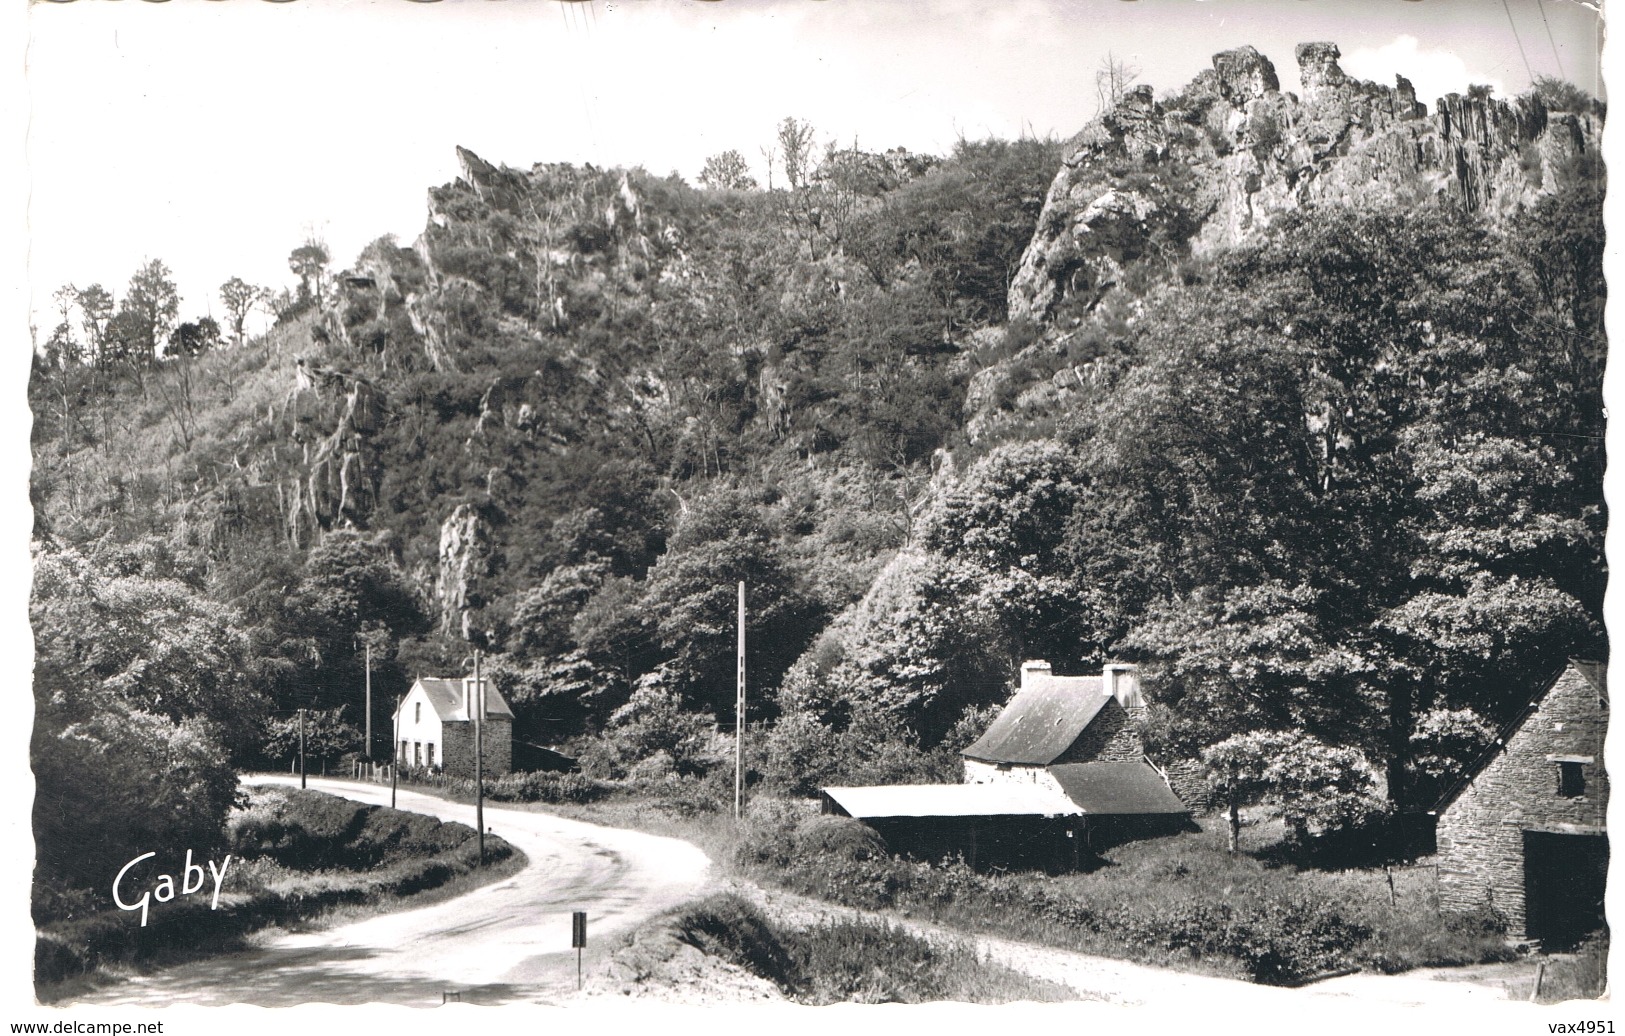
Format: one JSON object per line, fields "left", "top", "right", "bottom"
{"left": 659, "top": 893, "right": 1072, "bottom": 1004}
{"left": 483, "top": 770, "right": 607, "bottom": 804}
{"left": 793, "top": 815, "right": 887, "bottom": 861}
{"left": 37, "top": 789, "right": 517, "bottom": 988}
{"left": 732, "top": 810, "right": 1515, "bottom": 987}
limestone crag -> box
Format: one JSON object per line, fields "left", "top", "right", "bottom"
{"left": 1007, "top": 41, "right": 1602, "bottom": 326}
{"left": 437, "top": 503, "right": 490, "bottom": 640}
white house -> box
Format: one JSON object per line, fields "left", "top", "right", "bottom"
{"left": 393, "top": 676, "right": 514, "bottom": 777}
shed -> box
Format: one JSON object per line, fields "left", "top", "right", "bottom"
{"left": 1433, "top": 659, "right": 1608, "bottom": 946}
{"left": 821, "top": 783, "right": 1085, "bottom": 870}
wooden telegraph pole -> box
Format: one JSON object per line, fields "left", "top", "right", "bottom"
{"left": 735, "top": 581, "right": 745, "bottom": 819}
{"left": 364, "top": 640, "right": 372, "bottom": 765}
{"left": 473, "top": 649, "right": 485, "bottom": 867}
{"left": 391, "top": 693, "right": 401, "bottom": 809}
{"left": 298, "top": 707, "right": 307, "bottom": 789}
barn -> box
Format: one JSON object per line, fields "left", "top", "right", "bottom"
{"left": 1433, "top": 659, "right": 1608, "bottom": 947}
{"left": 393, "top": 676, "right": 514, "bottom": 778}
{"left": 820, "top": 783, "right": 1086, "bottom": 871}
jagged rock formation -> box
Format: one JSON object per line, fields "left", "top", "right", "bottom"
{"left": 281, "top": 354, "right": 384, "bottom": 545}
{"left": 1008, "top": 42, "right": 1603, "bottom": 326}
{"left": 437, "top": 503, "right": 490, "bottom": 639}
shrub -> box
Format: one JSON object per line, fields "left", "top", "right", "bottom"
{"left": 793, "top": 815, "right": 887, "bottom": 861}
{"left": 39, "top": 789, "right": 515, "bottom": 988}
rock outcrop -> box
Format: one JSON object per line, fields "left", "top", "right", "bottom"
{"left": 1007, "top": 41, "right": 1603, "bottom": 326}
{"left": 437, "top": 503, "right": 490, "bottom": 640}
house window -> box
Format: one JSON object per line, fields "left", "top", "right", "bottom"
{"left": 1558, "top": 761, "right": 1586, "bottom": 798}
{"left": 414, "top": 742, "right": 422, "bottom": 767}
{"left": 399, "top": 740, "right": 407, "bottom": 763}
{"left": 415, "top": 702, "right": 422, "bottom": 724}
{"left": 427, "top": 743, "right": 436, "bottom": 769}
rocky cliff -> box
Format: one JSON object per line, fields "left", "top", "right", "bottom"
{"left": 1008, "top": 42, "right": 1602, "bottom": 327}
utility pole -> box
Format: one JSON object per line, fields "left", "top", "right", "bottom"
{"left": 390, "top": 693, "right": 401, "bottom": 809}
{"left": 735, "top": 581, "right": 745, "bottom": 820}
{"left": 474, "top": 649, "right": 485, "bottom": 867}
{"left": 364, "top": 640, "right": 372, "bottom": 764}
{"left": 298, "top": 708, "right": 307, "bottom": 790}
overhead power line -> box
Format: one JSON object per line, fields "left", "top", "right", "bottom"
{"left": 1501, "top": 0, "right": 1536, "bottom": 85}
{"left": 1534, "top": 0, "right": 1567, "bottom": 80}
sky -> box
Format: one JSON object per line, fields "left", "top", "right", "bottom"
{"left": 23, "top": 0, "right": 1602, "bottom": 340}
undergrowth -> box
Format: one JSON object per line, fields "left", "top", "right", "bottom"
{"left": 732, "top": 801, "right": 1517, "bottom": 986}
{"left": 36, "top": 787, "right": 520, "bottom": 992}
{"left": 665, "top": 893, "right": 1076, "bottom": 1004}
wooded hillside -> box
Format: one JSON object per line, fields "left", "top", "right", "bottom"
{"left": 29, "top": 46, "right": 1605, "bottom": 910}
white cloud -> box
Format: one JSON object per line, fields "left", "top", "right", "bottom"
{"left": 1342, "top": 35, "right": 1507, "bottom": 108}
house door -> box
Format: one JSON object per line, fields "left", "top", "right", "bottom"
{"left": 1522, "top": 830, "right": 1608, "bottom": 948}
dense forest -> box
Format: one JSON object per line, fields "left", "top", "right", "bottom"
{"left": 29, "top": 46, "right": 1605, "bottom": 914}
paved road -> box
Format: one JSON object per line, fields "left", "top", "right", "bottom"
{"left": 64, "top": 776, "right": 711, "bottom": 1008}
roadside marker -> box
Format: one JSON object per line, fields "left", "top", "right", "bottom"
{"left": 572, "top": 910, "right": 587, "bottom": 990}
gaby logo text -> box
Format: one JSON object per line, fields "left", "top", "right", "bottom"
{"left": 113, "top": 851, "right": 233, "bottom": 926}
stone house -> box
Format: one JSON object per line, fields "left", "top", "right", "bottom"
{"left": 820, "top": 661, "right": 1190, "bottom": 866}
{"left": 961, "top": 661, "right": 1190, "bottom": 848}
{"left": 1433, "top": 659, "right": 1608, "bottom": 946}
{"left": 393, "top": 676, "right": 514, "bottom": 779}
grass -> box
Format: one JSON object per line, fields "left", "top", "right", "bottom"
{"left": 726, "top": 800, "right": 1519, "bottom": 986}
{"left": 661, "top": 893, "right": 1077, "bottom": 1005}
{"left": 35, "top": 787, "right": 524, "bottom": 996}
{"left": 321, "top": 779, "right": 1536, "bottom": 990}
{"left": 1531, "top": 933, "right": 1610, "bottom": 1004}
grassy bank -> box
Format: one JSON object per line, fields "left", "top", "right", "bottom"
{"left": 36, "top": 787, "right": 521, "bottom": 993}
{"left": 356, "top": 780, "right": 1530, "bottom": 990}
{"left": 730, "top": 802, "right": 1516, "bottom": 986}
{"left": 656, "top": 893, "right": 1076, "bottom": 1004}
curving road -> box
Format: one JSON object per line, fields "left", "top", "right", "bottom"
{"left": 63, "top": 775, "right": 712, "bottom": 1008}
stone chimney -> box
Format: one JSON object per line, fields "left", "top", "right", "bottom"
{"left": 1103, "top": 663, "right": 1145, "bottom": 719}
{"left": 462, "top": 677, "right": 484, "bottom": 720}
{"left": 1020, "top": 660, "right": 1052, "bottom": 691}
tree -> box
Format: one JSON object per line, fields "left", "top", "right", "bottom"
{"left": 637, "top": 487, "right": 822, "bottom": 717}
{"left": 220, "top": 276, "right": 271, "bottom": 346}
{"left": 167, "top": 316, "right": 222, "bottom": 358}
{"left": 32, "top": 539, "right": 266, "bottom": 757}
{"left": 30, "top": 539, "right": 252, "bottom": 909}
{"left": 698, "top": 149, "right": 758, "bottom": 191}
{"left": 1202, "top": 731, "right": 1385, "bottom": 852}
{"left": 121, "top": 259, "right": 181, "bottom": 364}
{"left": 289, "top": 239, "right": 332, "bottom": 308}
{"left": 775, "top": 117, "right": 817, "bottom": 190}
{"left": 262, "top": 707, "right": 362, "bottom": 773}
{"left": 74, "top": 283, "right": 114, "bottom": 366}
{"left": 1094, "top": 51, "right": 1141, "bottom": 113}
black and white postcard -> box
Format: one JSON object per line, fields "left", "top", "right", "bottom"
{"left": 12, "top": 1, "right": 1615, "bottom": 1033}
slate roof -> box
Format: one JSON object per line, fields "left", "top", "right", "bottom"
{"left": 821, "top": 783, "right": 1084, "bottom": 820}
{"left": 961, "top": 672, "right": 1114, "bottom": 765}
{"left": 412, "top": 677, "right": 516, "bottom": 722}
{"left": 1049, "top": 761, "right": 1190, "bottom": 815}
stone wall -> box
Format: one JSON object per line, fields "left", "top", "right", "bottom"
{"left": 962, "top": 758, "right": 1069, "bottom": 799}
{"left": 1434, "top": 664, "right": 1609, "bottom": 936}
{"left": 1057, "top": 699, "right": 1145, "bottom": 762}
{"left": 442, "top": 717, "right": 513, "bottom": 779}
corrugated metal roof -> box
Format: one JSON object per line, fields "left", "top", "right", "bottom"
{"left": 411, "top": 677, "right": 516, "bottom": 722}
{"left": 961, "top": 673, "right": 1113, "bottom": 765}
{"left": 821, "top": 783, "right": 1085, "bottom": 819}
{"left": 1049, "top": 761, "right": 1190, "bottom": 815}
